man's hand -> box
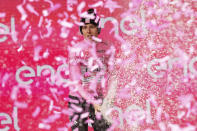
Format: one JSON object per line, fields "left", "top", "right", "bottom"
{"left": 94, "top": 104, "right": 101, "bottom": 113}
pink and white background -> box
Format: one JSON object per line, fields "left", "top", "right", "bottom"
{"left": 0, "top": 0, "right": 196, "bottom": 130}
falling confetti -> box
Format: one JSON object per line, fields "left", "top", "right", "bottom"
{"left": 0, "top": 0, "right": 196, "bottom": 130}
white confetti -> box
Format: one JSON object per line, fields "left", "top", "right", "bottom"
{"left": 42, "top": 114, "right": 61, "bottom": 123}
{"left": 92, "top": 36, "right": 102, "bottom": 42}
{"left": 0, "top": 12, "right": 6, "bottom": 18}
{"left": 80, "top": 112, "right": 89, "bottom": 119}
{"left": 34, "top": 46, "right": 42, "bottom": 61}
{"left": 23, "top": 26, "right": 31, "bottom": 41}
{"left": 38, "top": 123, "right": 51, "bottom": 129}
{"left": 77, "top": 1, "right": 86, "bottom": 15}
{"left": 42, "top": 10, "right": 49, "bottom": 16}
{"left": 70, "top": 104, "right": 83, "bottom": 113}
{"left": 26, "top": 4, "right": 39, "bottom": 16}
{"left": 43, "top": 49, "right": 49, "bottom": 58}
{"left": 104, "top": 0, "right": 122, "bottom": 13}
{"left": 1, "top": 73, "right": 10, "bottom": 87}
{"left": 17, "top": 45, "right": 23, "bottom": 52}
{"left": 32, "top": 107, "right": 41, "bottom": 118}
{"left": 60, "top": 27, "right": 70, "bottom": 38}
{"left": 22, "top": 21, "right": 29, "bottom": 29}
{"left": 38, "top": 16, "right": 43, "bottom": 27}
{"left": 41, "top": 95, "right": 52, "bottom": 101}
{"left": 14, "top": 101, "right": 28, "bottom": 109}
{"left": 48, "top": 3, "right": 61, "bottom": 12}
{"left": 17, "top": 5, "right": 27, "bottom": 21}
{"left": 49, "top": 100, "right": 54, "bottom": 111}
{"left": 89, "top": 1, "right": 104, "bottom": 8}
{"left": 58, "top": 19, "right": 73, "bottom": 28}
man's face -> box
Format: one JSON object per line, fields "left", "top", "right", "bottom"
{"left": 81, "top": 23, "right": 99, "bottom": 40}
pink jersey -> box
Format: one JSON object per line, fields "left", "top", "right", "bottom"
{"left": 69, "top": 39, "right": 111, "bottom": 102}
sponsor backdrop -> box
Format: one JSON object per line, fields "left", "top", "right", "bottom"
{"left": 0, "top": 0, "right": 196, "bottom": 130}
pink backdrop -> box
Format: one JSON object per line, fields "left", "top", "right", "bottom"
{"left": 0, "top": 0, "right": 196, "bottom": 130}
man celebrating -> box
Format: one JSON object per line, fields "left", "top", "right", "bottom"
{"left": 68, "top": 8, "right": 111, "bottom": 130}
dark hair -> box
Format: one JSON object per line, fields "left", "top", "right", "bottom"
{"left": 79, "top": 8, "right": 101, "bottom": 34}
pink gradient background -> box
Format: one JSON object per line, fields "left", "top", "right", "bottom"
{"left": 0, "top": 0, "right": 196, "bottom": 130}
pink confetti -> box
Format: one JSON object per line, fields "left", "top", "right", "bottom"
{"left": 34, "top": 46, "right": 42, "bottom": 61}
{"left": 42, "top": 10, "right": 49, "bottom": 16}
{"left": 67, "top": 0, "right": 78, "bottom": 11}
{"left": 43, "top": 49, "right": 49, "bottom": 58}
{"left": 38, "top": 16, "right": 43, "bottom": 27}
{"left": 32, "top": 107, "right": 41, "bottom": 118}
{"left": 49, "top": 100, "right": 54, "bottom": 111}
{"left": 11, "top": 86, "right": 19, "bottom": 100}
{"left": 41, "top": 95, "right": 52, "bottom": 101}
{"left": 48, "top": 4, "right": 61, "bottom": 12}
{"left": 38, "top": 123, "right": 51, "bottom": 130}
{"left": 159, "top": 122, "right": 166, "bottom": 131}
{"left": 1, "top": 73, "right": 10, "bottom": 87}
{"left": 92, "top": 36, "right": 102, "bottom": 42}
{"left": 58, "top": 19, "right": 73, "bottom": 28}
{"left": 17, "top": 45, "right": 23, "bottom": 52}
{"left": 77, "top": 1, "right": 86, "bottom": 15}
{"left": 156, "top": 107, "right": 162, "bottom": 121}
{"left": 22, "top": 21, "right": 29, "bottom": 29}
{"left": 68, "top": 98, "right": 79, "bottom": 104}
{"left": 62, "top": 108, "right": 73, "bottom": 116}
{"left": 23, "top": 26, "right": 31, "bottom": 41}
{"left": 26, "top": 4, "right": 39, "bottom": 16}
{"left": 104, "top": 0, "right": 122, "bottom": 13}
{"left": 85, "top": 119, "right": 94, "bottom": 124}
{"left": 22, "top": 0, "right": 27, "bottom": 5}
{"left": 0, "top": 12, "right": 6, "bottom": 18}
{"left": 17, "top": 5, "right": 27, "bottom": 21}
{"left": 43, "top": 20, "right": 53, "bottom": 38}
{"left": 57, "top": 127, "right": 68, "bottom": 131}
{"left": 89, "top": 1, "right": 104, "bottom": 8}
{"left": 80, "top": 112, "right": 89, "bottom": 119}
{"left": 70, "top": 104, "right": 83, "bottom": 113}
{"left": 42, "top": 114, "right": 61, "bottom": 123}
{"left": 14, "top": 101, "right": 28, "bottom": 109}
{"left": 72, "top": 114, "right": 78, "bottom": 122}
